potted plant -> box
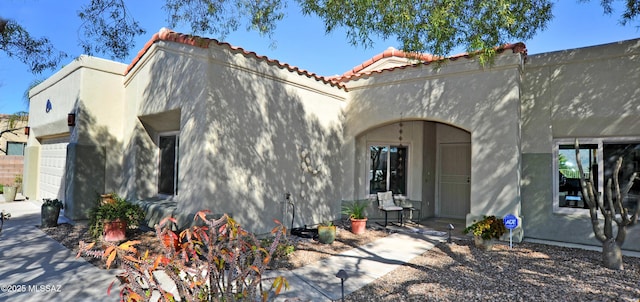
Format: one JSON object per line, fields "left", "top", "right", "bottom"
{"left": 41, "top": 198, "right": 63, "bottom": 228}
{"left": 89, "top": 193, "right": 145, "bottom": 242}
{"left": 13, "top": 175, "right": 22, "bottom": 194}
{"left": 317, "top": 221, "right": 336, "bottom": 244}
{"left": 342, "top": 200, "right": 368, "bottom": 235}
{"left": 2, "top": 182, "right": 17, "bottom": 202}
{"left": 463, "top": 215, "right": 507, "bottom": 250}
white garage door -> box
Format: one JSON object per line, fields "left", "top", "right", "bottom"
{"left": 39, "top": 136, "right": 69, "bottom": 201}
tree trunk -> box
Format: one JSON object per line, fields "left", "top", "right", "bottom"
{"left": 602, "top": 238, "right": 623, "bottom": 270}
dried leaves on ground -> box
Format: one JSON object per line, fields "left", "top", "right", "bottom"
{"left": 41, "top": 222, "right": 389, "bottom": 270}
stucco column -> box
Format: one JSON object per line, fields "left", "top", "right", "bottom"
{"left": 22, "top": 145, "right": 40, "bottom": 200}
{"left": 64, "top": 143, "right": 105, "bottom": 220}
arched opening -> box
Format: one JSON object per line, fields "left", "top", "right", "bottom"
{"left": 355, "top": 120, "right": 470, "bottom": 221}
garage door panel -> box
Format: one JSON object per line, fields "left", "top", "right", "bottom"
{"left": 39, "top": 137, "right": 69, "bottom": 201}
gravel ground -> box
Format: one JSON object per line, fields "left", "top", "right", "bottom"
{"left": 41, "top": 222, "right": 640, "bottom": 302}
{"left": 345, "top": 239, "right": 640, "bottom": 302}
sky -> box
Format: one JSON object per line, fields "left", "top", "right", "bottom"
{"left": 1, "top": 0, "right": 639, "bottom": 114}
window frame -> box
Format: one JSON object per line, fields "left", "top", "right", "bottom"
{"left": 553, "top": 137, "right": 640, "bottom": 214}
{"left": 366, "top": 142, "right": 410, "bottom": 197}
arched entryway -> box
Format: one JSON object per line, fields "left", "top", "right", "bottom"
{"left": 355, "top": 120, "right": 471, "bottom": 221}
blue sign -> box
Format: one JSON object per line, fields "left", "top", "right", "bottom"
{"left": 503, "top": 214, "right": 518, "bottom": 230}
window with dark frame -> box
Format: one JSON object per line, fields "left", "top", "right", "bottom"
{"left": 158, "top": 135, "right": 179, "bottom": 196}
{"left": 369, "top": 145, "right": 408, "bottom": 195}
{"left": 556, "top": 141, "right": 640, "bottom": 212}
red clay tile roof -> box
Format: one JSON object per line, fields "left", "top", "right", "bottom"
{"left": 330, "top": 43, "right": 527, "bottom": 82}
{"left": 126, "top": 28, "right": 526, "bottom": 89}
{"left": 125, "top": 28, "right": 346, "bottom": 90}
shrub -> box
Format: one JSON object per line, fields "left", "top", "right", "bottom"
{"left": 42, "top": 198, "right": 64, "bottom": 208}
{"left": 88, "top": 194, "right": 144, "bottom": 238}
{"left": 78, "top": 211, "right": 288, "bottom": 301}
{"left": 341, "top": 200, "right": 368, "bottom": 219}
{"left": 463, "top": 215, "right": 507, "bottom": 240}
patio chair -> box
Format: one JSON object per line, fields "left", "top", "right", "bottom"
{"left": 376, "top": 191, "right": 403, "bottom": 227}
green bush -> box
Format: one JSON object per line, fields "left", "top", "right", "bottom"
{"left": 463, "top": 215, "right": 507, "bottom": 240}
{"left": 88, "top": 193, "right": 144, "bottom": 238}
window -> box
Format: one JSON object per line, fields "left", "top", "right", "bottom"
{"left": 158, "top": 134, "right": 179, "bottom": 196}
{"left": 368, "top": 144, "right": 408, "bottom": 195}
{"left": 6, "top": 142, "right": 25, "bottom": 156}
{"left": 554, "top": 138, "right": 640, "bottom": 213}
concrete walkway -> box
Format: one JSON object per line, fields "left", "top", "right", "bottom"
{"left": 266, "top": 230, "right": 448, "bottom": 301}
{"left": 0, "top": 199, "right": 117, "bottom": 301}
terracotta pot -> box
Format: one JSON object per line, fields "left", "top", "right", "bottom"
{"left": 350, "top": 218, "right": 368, "bottom": 235}
{"left": 103, "top": 219, "right": 127, "bottom": 242}
{"left": 317, "top": 225, "right": 336, "bottom": 244}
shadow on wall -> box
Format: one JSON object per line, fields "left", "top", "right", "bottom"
{"left": 519, "top": 41, "right": 640, "bottom": 248}
{"left": 126, "top": 44, "right": 343, "bottom": 234}
{"left": 345, "top": 58, "right": 523, "bottom": 215}
{"left": 64, "top": 100, "right": 123, "bottom": 220}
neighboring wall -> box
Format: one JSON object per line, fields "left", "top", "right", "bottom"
{"left": 521, "top": 39, "right": 640, "bottom": 250}
{"left": 0, "top": 114, "right": 27, "bottom": 185}
{"left": 0, "top": 156, "right": 23, "bottom": 186}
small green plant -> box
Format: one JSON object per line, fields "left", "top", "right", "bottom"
{"left": 320, "top": 220, "right": 333, "bottom": 227}
{"left": 78, "top": 212, "right": 289, "bottom": 301}
{"left": 342, "top": 200, "right": 368, "bottom": 220}
{"left": 463, "top": 215, "right": 507, "bottom": 240}
{"left": 42, "top": 198, "right": 64, "bottom": 208}
{"left": 88, "top": 193, "right": 144, "bottom": 238}
{"left": 262, "top": 237, "right": 295, "bottom": 260}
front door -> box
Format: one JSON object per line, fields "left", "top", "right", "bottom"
{"left": 438, "top": 143, "right": 471, "bottom": 218}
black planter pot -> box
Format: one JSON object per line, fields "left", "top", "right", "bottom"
{"left": 41, "top": 205, "right": 61, "bottom": 228}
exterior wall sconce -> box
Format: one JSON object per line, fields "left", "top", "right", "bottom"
{"left": 24, "top": 126, "right": 30, "bottom": 136}
{"left": 67, "top": 113, "right": 76, "bottom": 126}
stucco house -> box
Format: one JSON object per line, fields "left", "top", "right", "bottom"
{"left": 25, "top": 28, "right": 640, "bottom": 251}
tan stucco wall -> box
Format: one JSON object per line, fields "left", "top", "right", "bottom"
{"left": 122, "top": 41, "right": 347, "bottom": 234}
{"left": 521, "top": 39, "right": 640, "bottom": 250}
{"left": 343, "top": 53, "right": 525, "bottom": 234}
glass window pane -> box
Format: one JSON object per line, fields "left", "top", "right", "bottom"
{"left": 6, "top": 142, "right": 25, "bottom": 156}
{"left": 389, "top": 146, "right": 407, "bottom": 195}
{"left": 369, "top": 146, "right": 388, "bottom": 194}
{"left": 558, "top": 144, "right": 597, "bottom": 209}
{"left": 604, "top": 143, "right": 640, "bottom": 213}
{"left": 159, "top": 136, "right": 177, "bottom": 195}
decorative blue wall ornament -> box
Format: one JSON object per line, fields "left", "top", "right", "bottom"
{"left": 45, "top": 99, "right": 52, "bottom": 113}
